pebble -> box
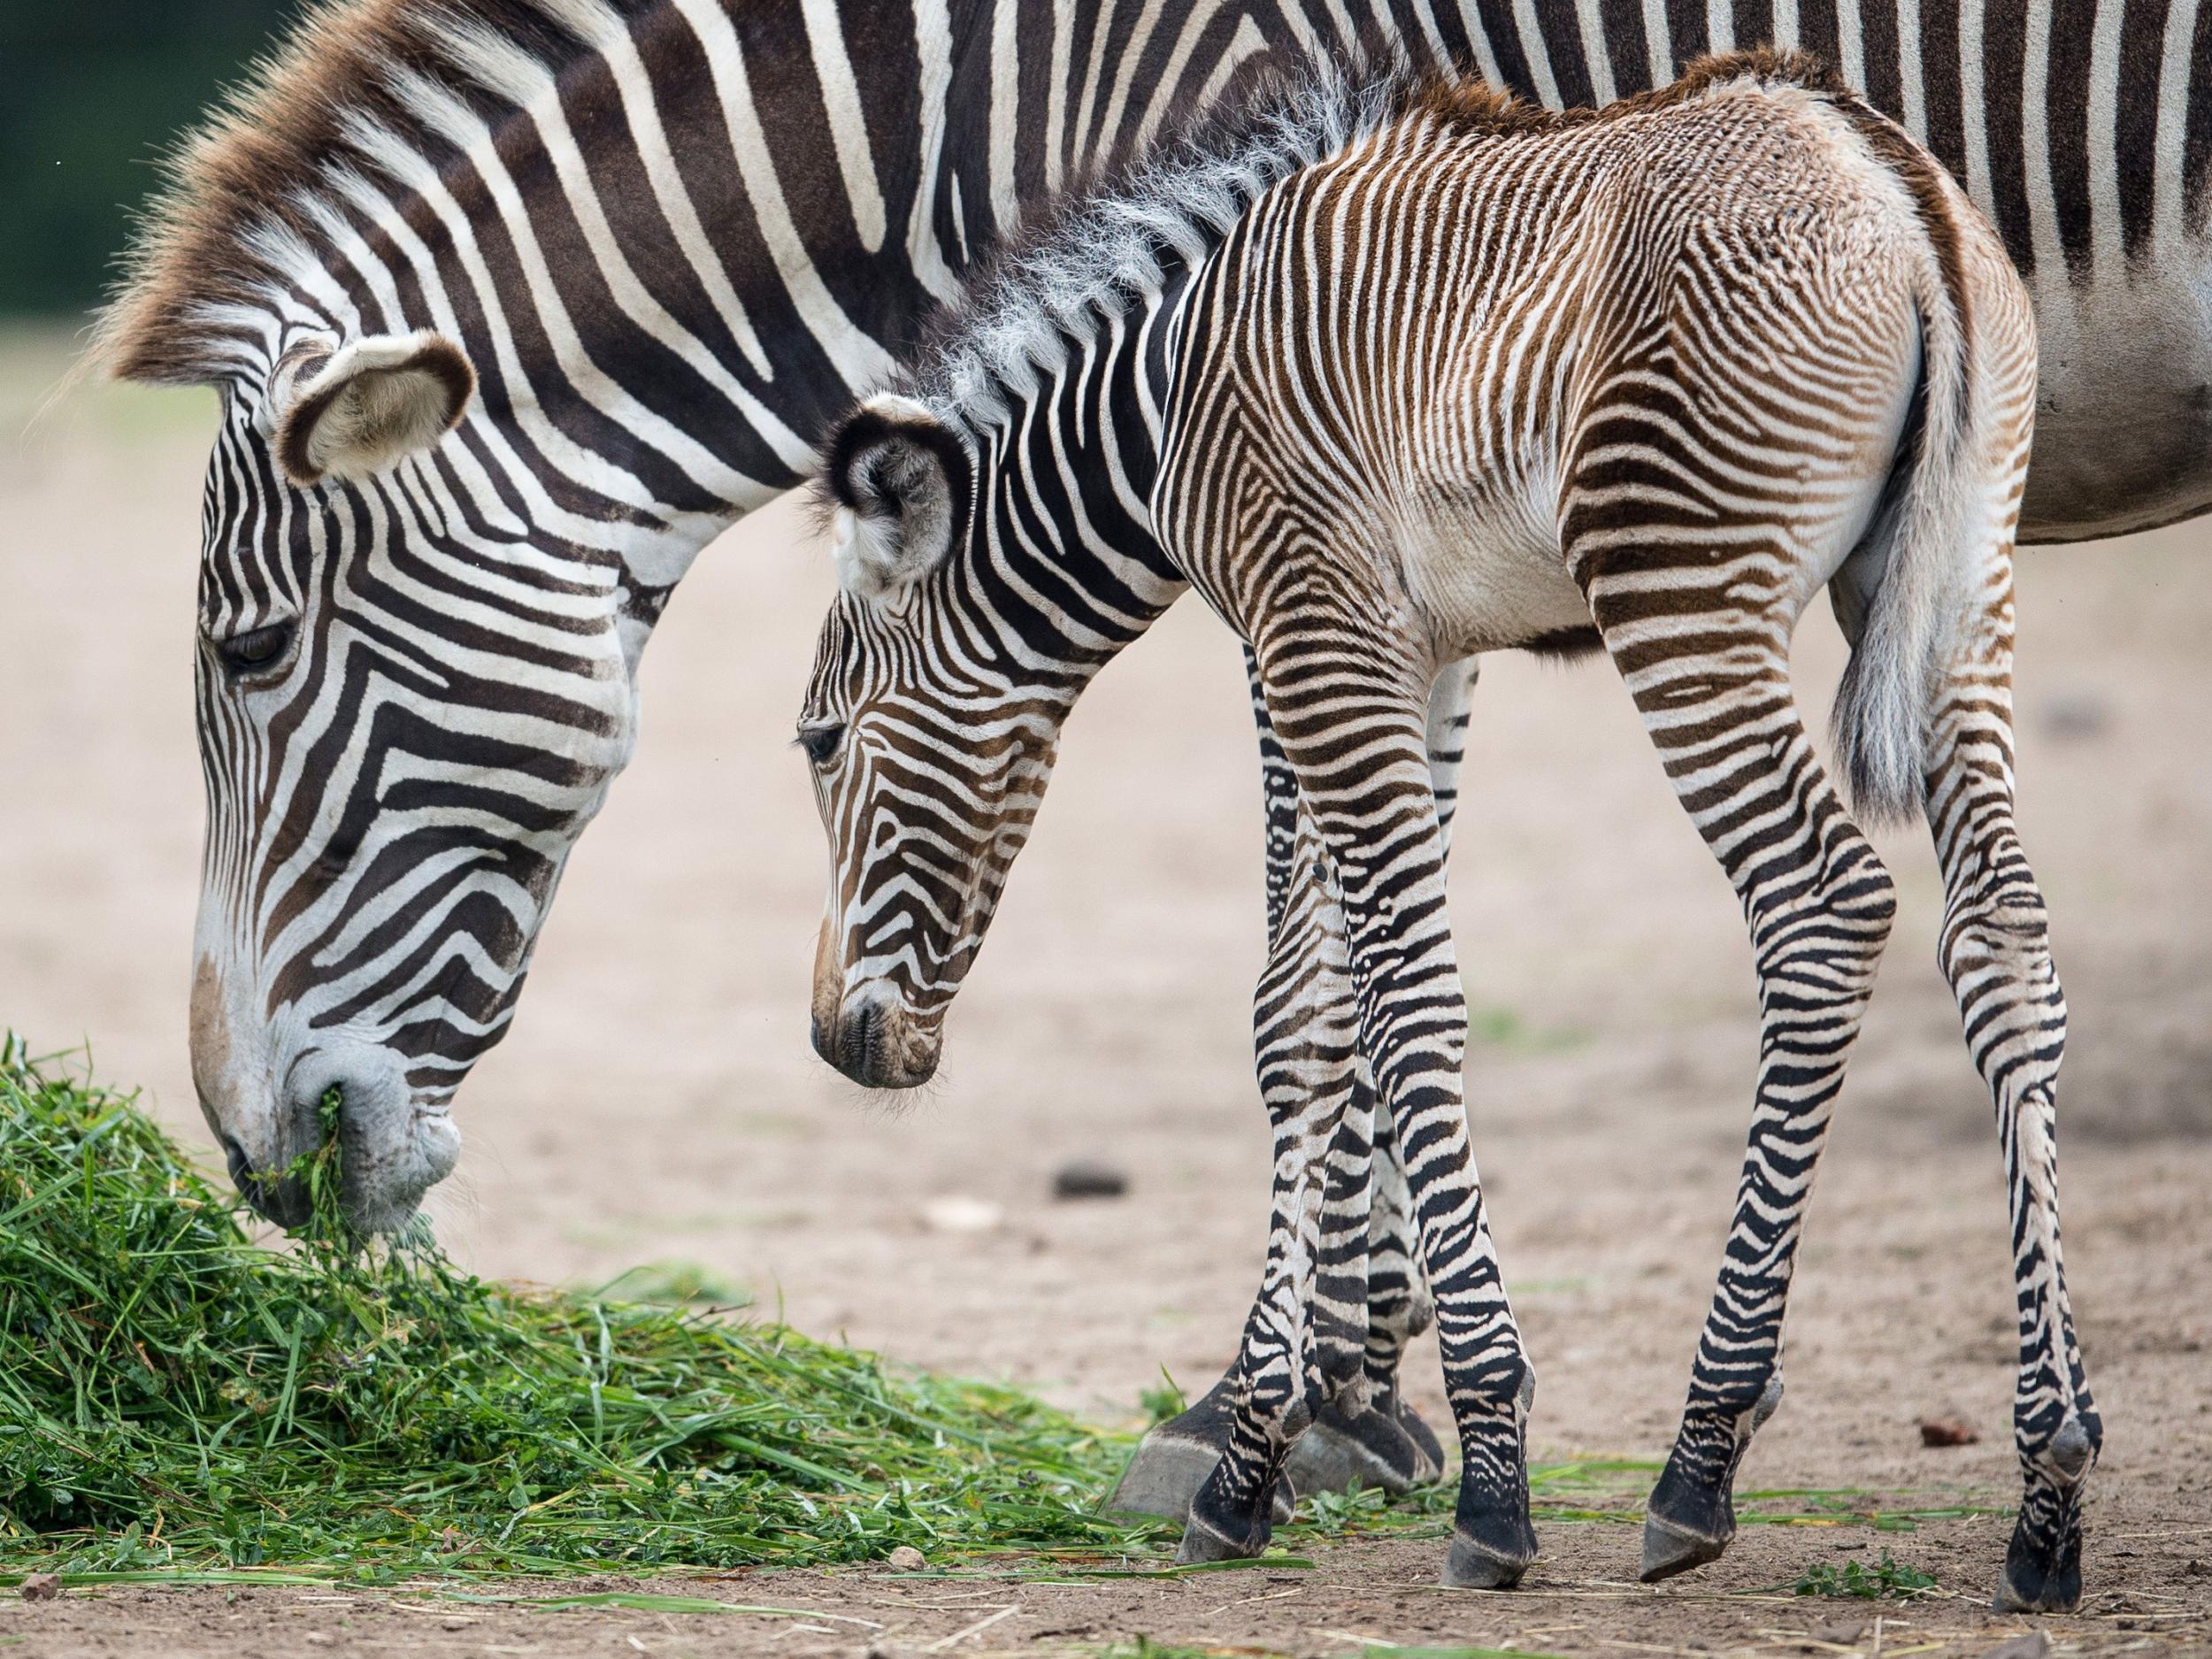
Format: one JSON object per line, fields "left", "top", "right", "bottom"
{"left": 1809, "top": 1619, "right": 1866, "bottom": 1646}
{"left": 18, "top": 1573, "right": 59, "bottom": 1602}
{"left": 1975, "top": 1635, "right": 2050, "bottom": 1659}
{"left": 920, "top": 1195, "right": 1002, "bottom": 1233}
{"left": 1917, "top": 1413, "right": 1980, "bottom": 1447}
{"left": 1051, "top": 1158, "right": 1129, "bottom": 1200}
{"left": 887, "top": 1544, "right": 927, "bottom": 1571}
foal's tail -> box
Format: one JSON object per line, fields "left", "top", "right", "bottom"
{"left": 1828, "top": 119, "right": 2022, "bottom": 827}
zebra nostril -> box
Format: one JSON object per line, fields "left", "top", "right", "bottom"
{"left": 220, "top": 1133, "right": 253, "bottom": 1187}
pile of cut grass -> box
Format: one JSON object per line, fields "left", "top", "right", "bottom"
{"left": 0, "top": 1039, "right": 1147, "bottom": 1580}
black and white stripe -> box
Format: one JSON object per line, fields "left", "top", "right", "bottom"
{"left": 108, "top": 0, "right": 2180, "bottom": 1525}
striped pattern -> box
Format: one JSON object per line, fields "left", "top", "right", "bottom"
{"left": 801, "top": 53, "right": 2094, "bottom": 1609}
{"left": 104, "top": 0, "right": 2183, "bottom": 1538}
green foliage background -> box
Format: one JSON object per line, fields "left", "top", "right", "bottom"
{"left": 1, "top": 3, "right": 302, "bottom": 319}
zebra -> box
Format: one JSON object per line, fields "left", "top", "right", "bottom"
{"left": 798, "top": 50, "right": 2077, "bottom": 1607}
{"left": 98, "top": 0, "right": 2201, "bottom": 1533}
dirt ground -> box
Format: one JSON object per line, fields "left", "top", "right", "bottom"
{"left": 3, "top": 323, "right": 2208, "bottom": 1656}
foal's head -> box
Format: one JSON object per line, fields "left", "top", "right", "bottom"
{"left": 799, "top": 395, "right": 1117, "bottom": 1088}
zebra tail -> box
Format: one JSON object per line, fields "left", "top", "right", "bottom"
{"left": 1829, "top": 232, "right": 1977, "bottom": 828}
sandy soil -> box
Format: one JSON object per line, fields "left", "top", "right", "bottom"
{"left": 3, "top": 325, "right": 2208, "bottom": 1655}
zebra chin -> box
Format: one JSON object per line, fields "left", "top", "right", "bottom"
{"left": 811, "top": 985, "right": 942, "bottom": 1092}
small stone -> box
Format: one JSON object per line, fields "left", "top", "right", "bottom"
{"left": 1809, "top": 1619, "right": 1866, "bottom": 1647}
{"left": 1975, "top": 1635, "right": 2050, "bottom": 1659}
{"left": 18, "top": 1573, "right": 60, "bottom": 1602}
{"left": 1918, "top": 1414, "right": 1980, "bottom": 1447}
{"left": 920, "top": 1196, "right": 1002, "bottom": 1233}
{"left": 1051, "top": 1158, "right": 1128, "bottom": 1200}
{"left": 887, "top": 1544, "right": 927, "bottom": 1571}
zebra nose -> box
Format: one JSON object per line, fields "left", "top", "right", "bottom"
{"left": 223, "top": 1133, "right": 312, "bottom": 1229}
{"left": 826, "top": 986, "right": 939, "bottom": 1089}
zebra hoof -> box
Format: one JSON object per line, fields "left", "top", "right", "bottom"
{"left": 1285, "top": 1399, "right": 1427, "bottom": 1497}
{"left": 1177, "top": 1509, "right": 1264, "bottom": 1564}
{"left": 1639, "top": 1510, "right": 1730, "bottom": 1583}
{"left": 1442, "top": 1521, "right": 1537, "bottom": 1590}
{"left": 1993, "top": 1515, "right": 2083, "bottom": 1613}
{"left": 1102, "top": 1384, "right": 1293, "bottom": 1524}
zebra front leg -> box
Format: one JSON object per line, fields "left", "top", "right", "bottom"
{"left": 1919, "top": 612, "right": 2097, "bottom": 1612}
{"left": 1249, "top": 635, "right": 1536, "bottom": 1590}
{"left": 1179, "top": 808, "right": 1372, "bottom": 1559}
{"left": 1570, "top": 615, "right": 1896, "bottom": 1585}
{"left": 1115, "top": 657, "right": 1470, "bottom": 1518}
{"left": 1286, "top": 659, "right": 1476, "bottom": 1497}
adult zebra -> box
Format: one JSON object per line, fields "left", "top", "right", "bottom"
{"left": 104, "top": 0, "right": 2205, "bottom": 1540}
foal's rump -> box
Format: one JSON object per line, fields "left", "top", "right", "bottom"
{"left": 1545, "top": 63, "right": 2037, "bottom": 819}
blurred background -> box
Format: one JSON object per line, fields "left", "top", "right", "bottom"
{"left": 2, "top": 3, "right": 2206, "bottom": 1524}
{"left": 2, "top": 3, "right": 305, "bottom": 318}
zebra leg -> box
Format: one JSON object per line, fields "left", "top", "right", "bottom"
{"left": 1917, "top": 618, "right": 2096, "bottom": 1613}
{"left": 1233, "top": 634, "right": 1536, "bottom": 1591}
{"left": 1590, "top": 634, "right": 1895, "bottom": 1586}
{"left": 1177, "top": 795, "right": 1374, "bottom": 1559}
{"left": 1287, "top": 659, "right": 1475, "bottom": 1497}
{"left": 1111, "top": 657, "right": 1471, "bottom": 1519}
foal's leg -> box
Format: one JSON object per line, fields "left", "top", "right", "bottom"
{"left": 1918, "top": 584, "right": 2098, "bottom": 1612}
{"left": 1113, "top": 657, "right": 1473, "bottom": 1517}
{"left": 1188, "top": 618, "right": 1534, "bottom": 1588}
{"left": 1563, "top": 588, "right": 1898, "bottom": 1584}
{"left": 1288, "top": 660, "right": 1475, "bottom": 1494}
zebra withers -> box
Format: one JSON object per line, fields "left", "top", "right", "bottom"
{"left": 799, "top": 54, "right": 2091, "bottom": 1609}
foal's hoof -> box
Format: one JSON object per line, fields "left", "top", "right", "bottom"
{"left": 1285, "top": 1397, "right": 1433, "bottom": 1496}
{"left": 1177, "top": 1509, "right": 1265, "bottom": 1564}
{"left": 1102, "top": 1385, "right": 1292, "bottom": 1523}
{"left": 1993, "top": 1517, "right": 2084, "bottom": 1613}
{"left": 1442, "top": 1520, "right": 1537, "bottom": 1590}
{"left": 1639, "top": 1510, "right": 1731, "bottom": 1583}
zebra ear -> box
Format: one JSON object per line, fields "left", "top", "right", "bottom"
{"left": 273, "top": 330, "right": 476, "bottom": 487}
{"left": 823, "top": 395, "right": 970, "bottom": 600}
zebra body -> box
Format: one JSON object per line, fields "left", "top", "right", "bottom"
{"left": 104, "top": 0, "right": 2179, "bottom": 1520}
{"left": 802, "top": 52, "right": 2083, "bottom": 1606}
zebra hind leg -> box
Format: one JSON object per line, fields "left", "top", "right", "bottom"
{"left": 1565, "top": 583, "right": 1896, "bottom": 1584}
{"left": 1917, "top": 608, "right": 2097, "bottom": 1612}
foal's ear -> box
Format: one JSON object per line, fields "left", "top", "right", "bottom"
{"left": 822, "top": 395, "right": 971, "bottom": 600}
{"left": 273, "top": 330, "right": 476, "bottom": 487}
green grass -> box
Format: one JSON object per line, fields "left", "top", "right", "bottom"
{"left": 0, "top": 1038, "right": 1162, "bottom": 1581}
{"left": 1791, "top": 1550, "right": 1940, "bottom": 1599}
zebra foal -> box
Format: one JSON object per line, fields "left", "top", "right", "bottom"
{"left": 799, "top": 53, "right": 2091, "bottom": 1608}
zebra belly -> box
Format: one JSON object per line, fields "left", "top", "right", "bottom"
{"left": 2020, "top": 250, "right": 2212, "bottom": 543}
{"left": 1394, "top": 492, "right": 1594, "bottom": 659}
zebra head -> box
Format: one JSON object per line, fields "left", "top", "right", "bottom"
{"left": 800, "top": 394, "right": 1105, "bottom": 1089}
{"left": 186, "top": 322, "right": 646, "bottom": 1233}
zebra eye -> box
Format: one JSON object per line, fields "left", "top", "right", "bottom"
{"left": 796, "top": 722, "right": 845, "bottom": 766}
{"left": 216, "top": 621, "right": 295, "bottom": 676}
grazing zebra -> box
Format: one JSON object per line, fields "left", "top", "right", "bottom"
{"left": 798, "top": 51, "right": 2083, "bottom": 1608}
{"left": 100, "top": 0, "right": 2196, "bottom": 1524}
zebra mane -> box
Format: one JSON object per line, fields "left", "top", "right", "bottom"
{"left": 96, "top": 0, "right": 635, "bottom": 387}
{"left": 903, "top": 45, "right": 1850, "bottom": 433}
